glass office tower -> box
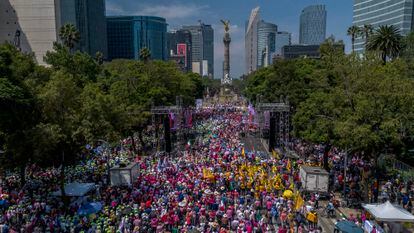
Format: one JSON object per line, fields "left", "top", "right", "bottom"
{"left": 299, "top": 5, "right": 327, "bottom": 45}
{"left": 275, "top": 31, "right": 292, "bottom": 56}
{"left": 75, "top": 0, "right": 108, "bottom": 58}
{"left": 182, "top": 23, "right": 214, "bottom": 77}
{"left": 107, "top": 16, "right": 167, "bottom": 61}
{"left": 257, "top": 20, "right": 277, "bottom": 67}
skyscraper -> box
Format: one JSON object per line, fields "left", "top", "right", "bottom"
{"left": 275, "top": 31, "right": 292, "bottom": 56}
{"left": 0, "top": 0, "right": 107, "bottom": 65}
{"left": 167, "top": 29, "right": 192, "bottom": 72}
{"left": 202, "top": 25, "right": 214, "bottom": 78}
{"left": 245, "top": 7, "right": 260, "bottom": 74}
{"left": 0, "top": 0, "right": 73, "bottom": 65}
{"left": 74, "top": 0, "right": 108, "bottom": 58}
{"left": 299, "top": 5, "right": 327, "bottom": 45}
{"left": 353, "top": 0, "right": 414, "bottom": 53}
{"left": 182, "top": 23, "right": 214, "bottom": 77}
{"left": 107, "top": 16, "right": 167, "bottom": 61}
{"left": 257, "top": 20, "right": 277, "bottom": 67}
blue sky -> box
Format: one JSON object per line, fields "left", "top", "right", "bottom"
{"left": 106, "top": 0, "right": 353, "bottom": 79}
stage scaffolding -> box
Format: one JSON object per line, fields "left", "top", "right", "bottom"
{"left": 150, "top": 96, "right": 192, "bottom": 152}
{"left": 255, "top": 96, "right": 291, "bottom": 150}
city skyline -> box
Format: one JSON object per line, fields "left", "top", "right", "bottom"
{"left": 106, "top": 0, "right": 353, "bottom": 78}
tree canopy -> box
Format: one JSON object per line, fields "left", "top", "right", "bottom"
{"left": 244, "top": 38, "right": 414, "bottom": 160}
{"left": 0, "top": 36, "right": 206, "bottom": 170}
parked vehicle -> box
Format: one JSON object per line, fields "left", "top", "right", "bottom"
{"left": 299, "top": 165, "right": 329, "bottom": 193}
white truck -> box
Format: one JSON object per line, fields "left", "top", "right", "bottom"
{"left": 299, "top": 165, "right": 329, "bottom": 193}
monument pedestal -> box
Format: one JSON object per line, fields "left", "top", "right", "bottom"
{"left": 219, "top": 86, "right": 237, "bottom": 103}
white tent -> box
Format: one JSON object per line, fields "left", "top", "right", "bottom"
{"left": 362, "top": 201, "right": 414, "bottom": 222}
{"left": 52, "top": 183, "right": 96, "bottom": 197}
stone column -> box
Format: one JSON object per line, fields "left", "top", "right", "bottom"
{"left": 222, "top": 32, "right": 231, "bottom": 84}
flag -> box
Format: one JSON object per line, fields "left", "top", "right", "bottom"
{"left": 295, "top": 193, "right": 305, "bottom": 211}
{"left": 241, "top": 148, "right": 245, "bottom": 157}
{"left": 272, "top": 150, "right": 280, "bottom": 160}
{"left": 287, "top": 159, "right": 291, "bottom": 172}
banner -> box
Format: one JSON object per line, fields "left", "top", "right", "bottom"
{"left": 184, "top": 110, "right": 193, "bottom": 128}
{"left": 264, "top": 111, "right": 270, "bottom": 129}
{"left": 169, "top": 112, "right": 176, "bottom": 131}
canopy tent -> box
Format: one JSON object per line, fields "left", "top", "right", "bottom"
{"left": 77, "top": 202, "right": 103, "bottom": 215}
{"left": 362, "top": 201, "right": 414, "bottom": 222}
{"left": 335, "top": 221, "right": 364, "bottom": 233}
{"left": 52, "top": 183, "right": 96, "bottom": 197}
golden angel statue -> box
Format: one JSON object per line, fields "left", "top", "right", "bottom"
{"left": 221, "top": 19, "right": 230, "bottom": 33}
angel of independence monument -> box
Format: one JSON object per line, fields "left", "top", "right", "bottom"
{"left": 219, "top": 20, "right": 237, "bottom": 102}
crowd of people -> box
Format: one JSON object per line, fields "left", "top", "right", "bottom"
{"left": 0, "top": 104, "right": 413, "bottom": 232}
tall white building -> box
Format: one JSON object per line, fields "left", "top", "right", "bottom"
{"left": 353, "top": 0, "right": 414, "bottom": 53}
{"left": 245, "top": 7, "right": 260, "bottom": 74}
{"left": 0, "top": 0, "right": 107, "bottom": 65}
{"left": 0, "top": 0, "right": 74, "bottom": 64}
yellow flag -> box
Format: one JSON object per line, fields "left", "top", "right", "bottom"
{"left": 242, "top": 148, "right": 245, "bottom": 157}
{"left": 287, "top": 159, "right": 291, "bottom": 172}
{"left": 289, "top": 182, "right": 294, "bottom": 190}
{"left": 203, "top": 168, "right": 208, "bottom": 179}
{"left": 295, "top": 194, "right": 304, "bottom": 211}
{"left": 272, "top": 150, "right": 279, "bottom": 160}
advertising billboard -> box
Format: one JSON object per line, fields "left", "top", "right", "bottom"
{"left": 177, "top": 43, "right": 187, "bottom": 67}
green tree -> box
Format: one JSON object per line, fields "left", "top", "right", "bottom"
{"left": 244, "top": 58, "right": 318, "bottom": 108}
{"left": 38, "top": 71, "right": 81, "bottom": 199}
{"left": 347, "top": 25, "right": 361, "bottom": 53}
{"left": 401, "top": 31, "right": 414, "bottom": 63}
{"left": 202, "top": 78, "right": 221, "bottom": 97}
{"left": 320, "top": 37, "right": 345, "bottom": 60}
{"left": 367, "top": 25, "right": 402, "bottom": 64}
{"left": 102, "top": 59, "right": 203, "bottom": 152}
{"left": 74, "top": 83, "right": 123, "bottom": 144}
{"left": 59, "top": 24, "right": 80, "bottom": 51}
{"left": 0, "top": 43, "right": 40, "bottom": 185}
{"left": 44, "top": 43, "right": 101, "bottom": 86}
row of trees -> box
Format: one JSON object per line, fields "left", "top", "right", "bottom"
{"left": 0, "top": 25, "right": 205, "bottom": 177}
{"left": 244, "top": 36, "right": 414, "bottom": 163}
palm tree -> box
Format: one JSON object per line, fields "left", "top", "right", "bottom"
{"left": 139, "top": 47, "right": 151, "bottom": 62}
{"left": 361, "top": 24, "right": 374, "bottom": 46}
{"left": 347, "top": 25, "right": 361, "bottom": 53}
{"left": 59, "top": 24, "right": 80, "bottom": 50}
{"left": 367, "top": 25, "right": 402, "bottom": 64}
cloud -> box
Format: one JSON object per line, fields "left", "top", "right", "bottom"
{"left": 106, "top": 2, "right": 126, "bottom": 15}
{"left": 134, "top": 4, "right": 209, "bottom": 20}
{"left": 106, "top": 1, "right": 209, "bottom": 21}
